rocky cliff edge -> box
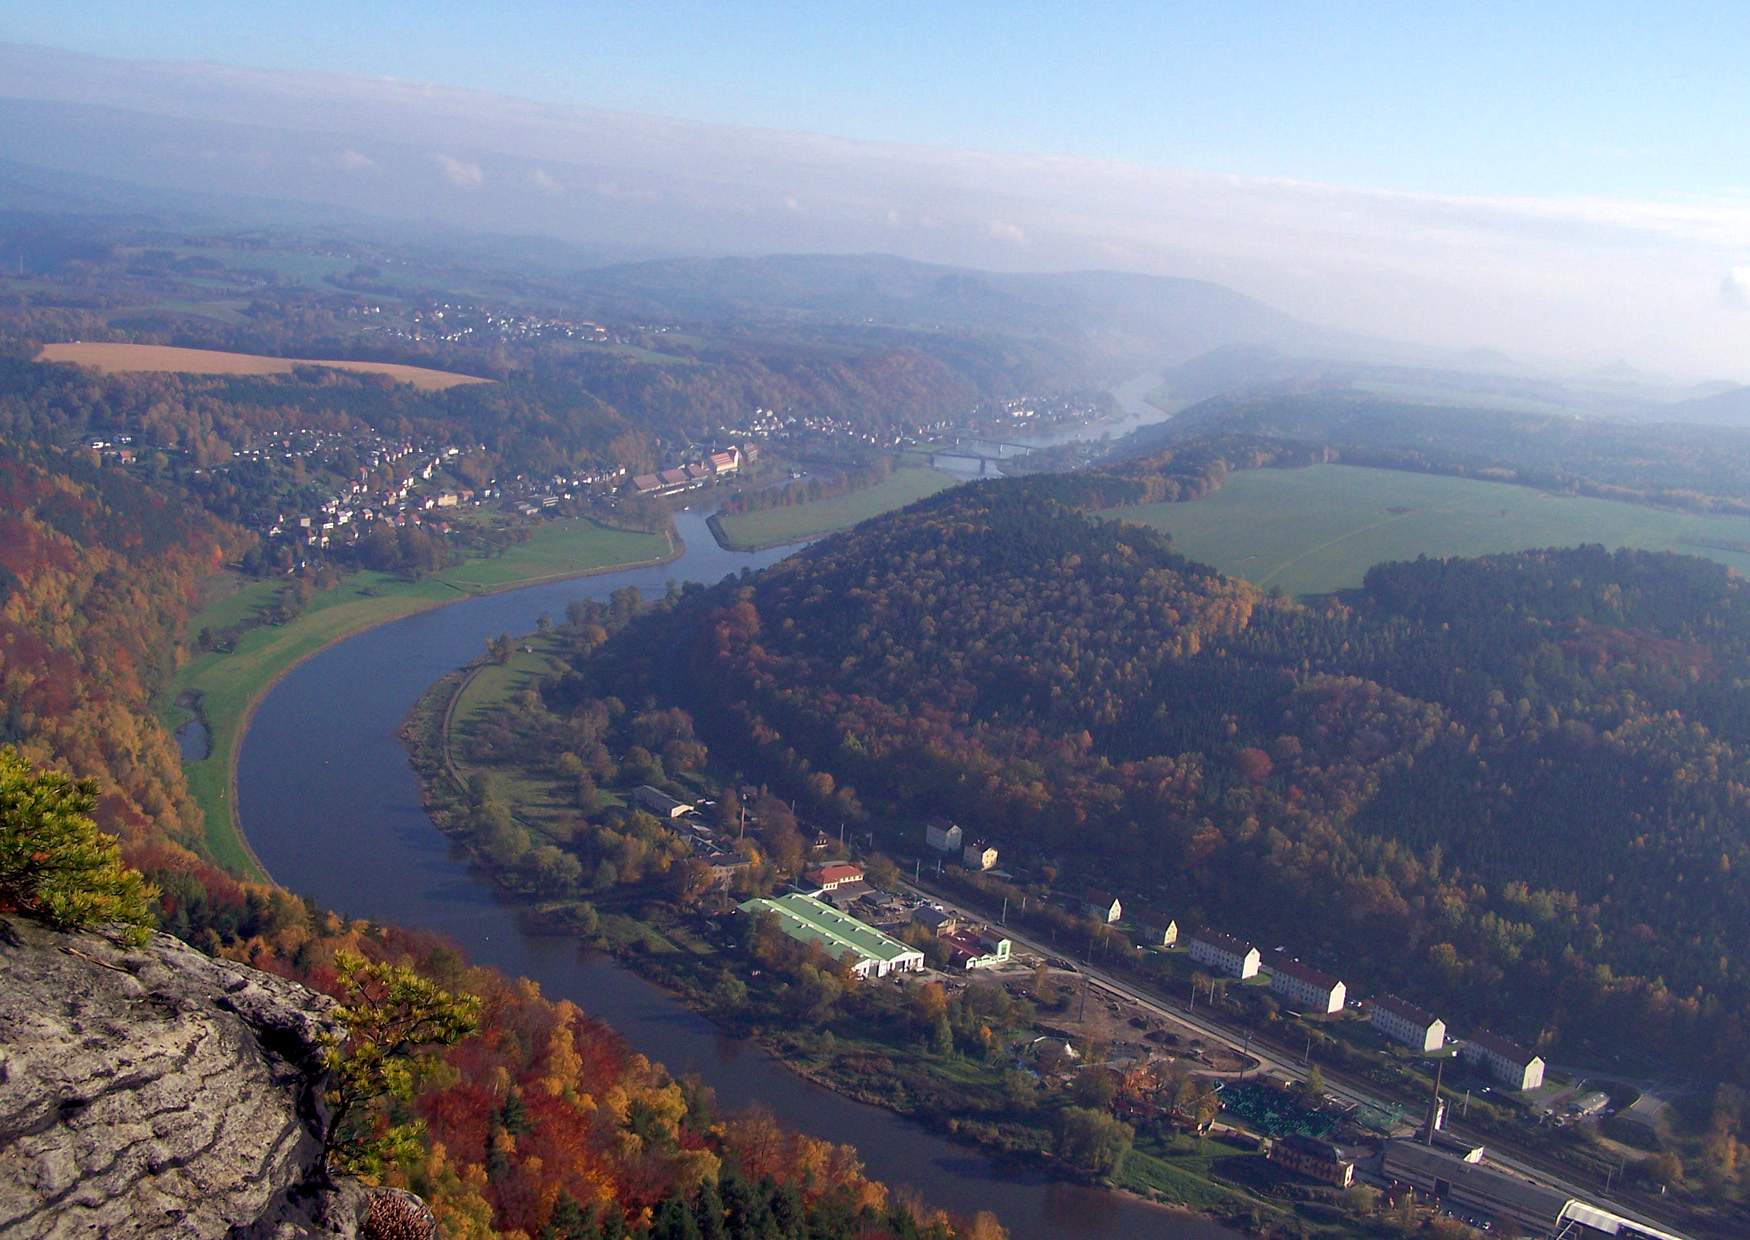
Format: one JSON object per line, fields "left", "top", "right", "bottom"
{"left": 0, "top": 915, "right": 372, "bottom": 1239}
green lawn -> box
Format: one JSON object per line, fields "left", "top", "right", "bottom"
{"left": 1115, "top": 464, "right": 1750, "bottom": 597}
{"left": 167, "top": 518, "right": 669, "bottom": 877}
{"left": 714, "top": 467, "right": 960, "bottom": 550}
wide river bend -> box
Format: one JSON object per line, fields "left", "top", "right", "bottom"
{"left": 238, "top": 395, "right": 1236, "bottom": 1238}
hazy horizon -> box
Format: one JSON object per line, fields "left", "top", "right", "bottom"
{"left": 3, "top": 24, "right": 1750, "bottom": 380}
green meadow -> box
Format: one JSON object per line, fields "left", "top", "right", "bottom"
{"left": 712, "top": 466, "right": 959, "bottom": 550}
{"left": 1116, "top": 464, "right": 1750, "bottom": 597}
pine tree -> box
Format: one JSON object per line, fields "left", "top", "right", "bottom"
{"left": 0, "top": 746, "right": 155, "bottom": 944}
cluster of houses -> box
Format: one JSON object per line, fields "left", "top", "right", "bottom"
{"left": 630, "top": 445, "right": 751, "bottom": 497}
{"left": 258, "top": 438, "right": 465, "bottom": 547}
{"left": 631, "top": 785, "right": 748, "bottom": 882}
{"left": 351, "top": 298, "right": 653, "bottom": 348}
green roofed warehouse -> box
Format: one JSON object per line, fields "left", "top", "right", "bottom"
{"left": 740, "top": 892, "right": 926, "bottom": 978}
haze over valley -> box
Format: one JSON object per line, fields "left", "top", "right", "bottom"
{"left": 3, "top": 9, "right": 1749, "bottom": 1240}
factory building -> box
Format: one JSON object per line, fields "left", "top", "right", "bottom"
{"left": 740, "top": 893, "right": 925, "bottom": 978}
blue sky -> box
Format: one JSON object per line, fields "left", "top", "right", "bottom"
{"left": 6, "top": 1, "right": 1747, "bottom": 199}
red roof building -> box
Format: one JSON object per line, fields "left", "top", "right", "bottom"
{"left": 803, "top": 862, "right": 865, "bottom": 892}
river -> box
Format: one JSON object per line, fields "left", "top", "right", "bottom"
{"left": 237, "top": 386, "right": 1234, "bottom": 1239}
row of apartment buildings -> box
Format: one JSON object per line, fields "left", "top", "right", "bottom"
{"left": 1175, "top": 925, "right": 1545, "bottom": 1091}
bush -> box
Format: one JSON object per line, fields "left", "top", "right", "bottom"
{"left": 0, "top": 746, "right": 155, "bottom": 943}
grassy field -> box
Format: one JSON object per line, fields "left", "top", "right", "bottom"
{"left": 444, "top": 638, "right": 584, "bottom": 833}
{"left": 1116, "top": 464, "right": 1750, "bottom": 597}
{"left": 38, "top": 342, "right": 490, "bottom": 391}
{"left": 166, "top": 519, "right": 670, "bottom": 877}
{"left": 713, "top": 466, "right": 959, "bottom": 550}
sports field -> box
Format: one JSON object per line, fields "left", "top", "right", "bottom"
{"left": 1117, "top": 464, "right": 1750, "bottom": 596}
{"left": 713, "top": 466, "right": 959, "bottom": 550}
{"left": 38, "top": 342, "right": 490, "bottom": 391}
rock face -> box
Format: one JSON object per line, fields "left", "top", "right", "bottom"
{"left": 0, "top": 916, "right": 367, "bottom": 1239}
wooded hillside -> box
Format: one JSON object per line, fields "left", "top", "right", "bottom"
{"left": 572, "top": 473, "right": 1750, "bottom": 1081}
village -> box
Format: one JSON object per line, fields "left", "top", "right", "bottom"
{"left": 609, "top": 779, "right": 1682, "bottom": 1240}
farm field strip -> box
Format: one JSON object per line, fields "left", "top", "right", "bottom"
{"left": 37, "top": 341, "right": 491, "bottom": 391}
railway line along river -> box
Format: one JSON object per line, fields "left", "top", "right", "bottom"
{"left": 236, "top": 396, "right": 1230, "bottom": 1239}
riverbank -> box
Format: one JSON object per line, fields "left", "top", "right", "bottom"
{"left": 399, "top": 644, "right": 1357, "bottom": 1240}
{"left": 165, "top": 517, "right": 676, "bottom": 879}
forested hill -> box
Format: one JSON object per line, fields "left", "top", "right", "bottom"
{"left": 580, "top": 474, "right": 1750, "bottom": 1079}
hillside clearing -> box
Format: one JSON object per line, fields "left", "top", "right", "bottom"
{"left": 38, "top": 341, "right": 491, "bottom": 391}
{"left": 1116, "top": 464, "right": 1750, "bottom": 596}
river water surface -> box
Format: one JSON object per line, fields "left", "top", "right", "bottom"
{"left": 237, "top": 387, "right": 1235, "bottom": 1239}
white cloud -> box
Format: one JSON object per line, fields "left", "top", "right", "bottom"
{"left": 530, "top": 167, "right": 560, "bottom": 193}
{"left": 336, "top": 148, "right": 375, "bottom": 172}
{"left": 783, "top": 194, "right": 804, "bottom": 214}
{"left": 987, "top": 219, "right": 1026, "bottom": 245}
{"left": 433, "top": 152, "right": 484, "bottom": 188}
{"left": 1723, "top": 266, "right": 1750, "bottom": 310}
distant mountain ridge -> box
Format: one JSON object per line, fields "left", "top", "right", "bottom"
{"left": 568, "top": 252, "right": 1331, "bottom": 369}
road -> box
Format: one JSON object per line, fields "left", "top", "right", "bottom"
{"left": 900, "top": 875, "right": 1697, "bottom": 1238}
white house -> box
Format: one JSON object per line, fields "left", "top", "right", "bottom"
{"left": 1186, "top": 929, "right": 1261, "bottom": 980}
{"left": 1268, "top": 957, "right": 1346, "bottom": 1015}
{"left": 962, "top": 840, "right": 998, "bottom": 870}
{"left": 1084, "top": 890, "right": 1122, "bottom": 924}
{"left": 1461, "top": 1031, "right": 1545, "bottom": 1092}
{"left": 1370, "top": 996, "right": 1446, "bottom": 1053}
{"left": 925, "top": 822, "right": 963, "bottom": 854}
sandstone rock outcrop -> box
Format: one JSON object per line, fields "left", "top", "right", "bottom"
{"left": 0, "top": 916, "right": 368, "bottom": 1238}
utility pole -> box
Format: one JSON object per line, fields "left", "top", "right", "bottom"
{"left": 1426, "top": 1059, "right": 1445, "bottom": 1147}
{"left": 1000, "top": 896, "right": 1008, "bottom": 925}
{"left": 914, "top": 858, "right": 920, "bottom": 882}
{"left": 738, "top": 802, "right": 746, "bottom": 840}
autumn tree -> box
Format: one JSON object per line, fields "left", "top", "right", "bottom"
{"left": 1053, "top": 1107, "right": 1133, "bottom": 1177}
